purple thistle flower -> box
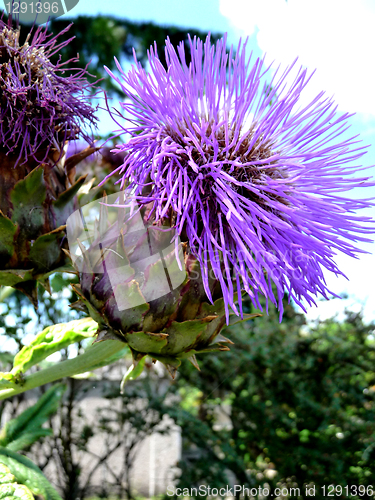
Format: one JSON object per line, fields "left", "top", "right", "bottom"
{"left": 0, "top": 18, "right": 98, "bottom": 164}
{"left": 104, "top": 34, "right": 374, "bottom": 321}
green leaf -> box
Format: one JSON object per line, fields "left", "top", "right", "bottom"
{"left": 0, "top": 373, "right": 19, "bottom": 390}
{"left": 125, "top": 357, "right": 146, "bottom": 381}
{"left": 0, "top": 463, "right": 35, "bottom": 500}
{"left": 0, "top": 463, "right": 16, "bottom": 485}
{"left": 0, "top": 340, "right": 126, "bottom": 401}
{"left": 5, "top": 430, "right": 52, "bottom": 453}
{"left": 0, "top": 270, "right": 33, "bottom": 288}
{"left": 0, "top": 212, "right": 17, "bottom": 261}
{"left": 29, "top": 228, "right": 65, "bottom": 274}
{"left": 42, "top": 263, "right": 76, "bottom": 279}
{"left": 0, "top": 448, "right": 62, "bottom": 500}
{"left": 70, "top": 285, "right": 105, "bottom": 326}
{"left": 53, "top": 176, "right": 87, "bottom": 228}
{"left": 0, "top": 384, "right": 65, "bottom": 450}
{"left": 11, "top": 319, "right": 98, "bottom": 376}
{"left": 0, "top": 482, "right": 35, "bottom": 500}
{"left": 10, "top": 168, "right": 46, "bottom": 238}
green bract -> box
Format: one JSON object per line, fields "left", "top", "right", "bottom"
{"left": 68, "top": 194, "right": 259, "bottom": 376}
{"left": 0, "top": 155, "right": 91, "bottom": 306}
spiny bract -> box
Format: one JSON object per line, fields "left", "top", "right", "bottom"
{"left": 67, "top": 192, "right": 259, "bottom": 377}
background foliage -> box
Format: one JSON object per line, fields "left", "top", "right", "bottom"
{"left": 1, "top": 282, "right": 375, "bottom": 499}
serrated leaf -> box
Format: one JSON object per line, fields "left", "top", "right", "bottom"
{"left": 0, "top": 448, "right": 62, "bottom": 500}
{"left": 0, "top": 212, "right": 17, "bottom": 261}
{"left": 11, "top": 319, "right": 98, "bottom": 376}
{"left": 29, "top": 228, "right": 65, "bottom": 274}
{"left": 0, "top": 385, "right": 65, "bottom": 449}
{"left": 10, "top": 168, "right": 46, "bottom": 238}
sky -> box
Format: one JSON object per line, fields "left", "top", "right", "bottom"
{"left": 222, "top": 0, "right": 375, "bottom": 324}
{"left": 2, "top": 0, "right": 374, "bottom": 324}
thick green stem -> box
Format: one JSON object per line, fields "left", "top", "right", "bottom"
{"left": 0, "top": 340, "right": 125, "bottom": 400}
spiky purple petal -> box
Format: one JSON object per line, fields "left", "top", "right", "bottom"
{"left": 0, "top": 19, "right": 98, "bottom": 164}
{"left": 103, "top": 34, "right": 374, "bottom": 320}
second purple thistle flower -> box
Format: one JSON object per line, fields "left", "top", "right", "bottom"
{"left": 104, "top": 34, "right": 374, "bottom": 321}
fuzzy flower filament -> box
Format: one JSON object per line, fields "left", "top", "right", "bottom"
{"left": 0, "top": 19, "right": 97, "bottom": 164}
{"left": 104, "top": 34, "right": 374, "bottom": 321}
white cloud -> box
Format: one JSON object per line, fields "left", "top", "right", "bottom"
{"left": 219, "top": 0, "right": 375, "bottom": 116}
{"left": 303, "top": 245, "right": 375, "bottom": 323}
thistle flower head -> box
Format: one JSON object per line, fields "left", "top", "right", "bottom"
{"left": 0, "top": 18, "right": 97, "bottom": 164}
{"left": 104, "top": 35, "right": 374, "bottom": 321}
